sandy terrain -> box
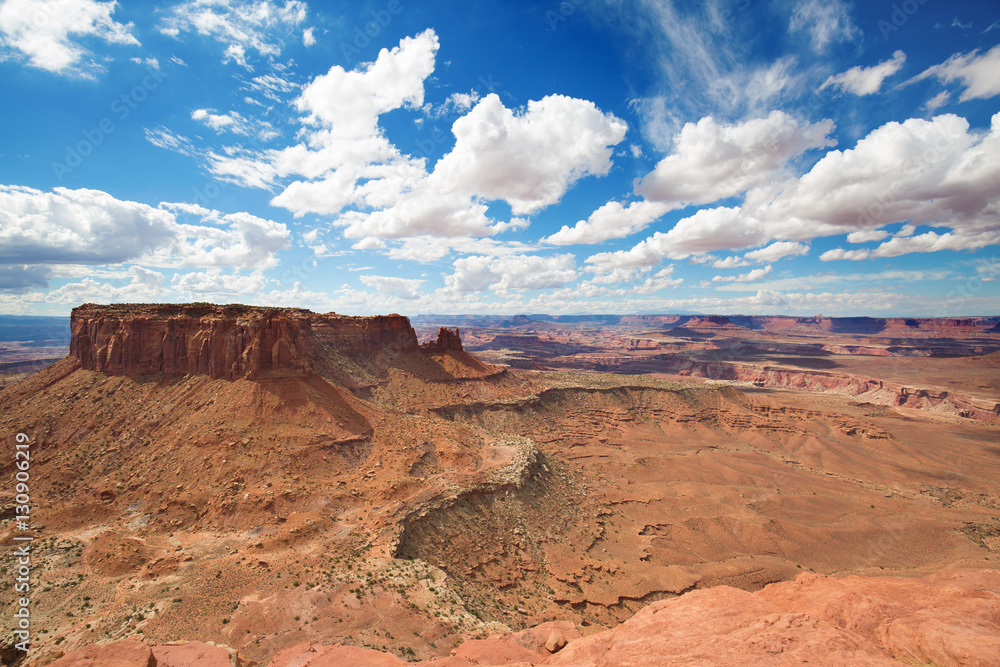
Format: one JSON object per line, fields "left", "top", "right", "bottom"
{"left": 1, "top": 306, "right": 998, "bottom": 665}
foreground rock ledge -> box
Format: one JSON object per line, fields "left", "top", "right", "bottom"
{"left": 43, "top": 568, "right": 1000, "bottom": 667}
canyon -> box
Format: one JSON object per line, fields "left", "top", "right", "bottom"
{"left": 1, "top": 304, "right": 999, "bottom": 666}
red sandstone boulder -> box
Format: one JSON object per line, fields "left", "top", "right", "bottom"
{"left": 544, "top": 586, "right": 897, "bottom": 666}
{"left": 152, "top": 640, "right": 240, "bottom": 667}
{"left": 47, "top": 639, "right": 155, "bottom": 667}
{"left": 450, "top": 638, "right": 541, "bottom": 665}
{"left": 501, "top": 621, "right": 578, "bottom": 656}
{"left": 758, "top": 569, "right": 1000, "bottom": 667}
{"left": 267, "top": 642, "right": 407, "bottom": 667}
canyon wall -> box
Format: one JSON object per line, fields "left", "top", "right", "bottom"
{"left": 70, "top": 303, "right": 421, "bottom": 381}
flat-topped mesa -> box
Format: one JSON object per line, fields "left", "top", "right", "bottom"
{"left": 70, "top": 303, "right": 420, "bottom": 381}
{"left": 421, "top": 326, "right": 463, "bottom": 352}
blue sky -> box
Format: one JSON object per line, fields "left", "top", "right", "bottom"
{"left": 1, "top": 0, "right": 999, "bottom": 317}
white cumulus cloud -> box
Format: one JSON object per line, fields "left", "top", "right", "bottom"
{"left": 846, "top": 229, "right": 889, "bottom": 244}
{"left": 359, "top": 274, "right": 425, "bottom": 300}
{"left": 445, "top": 254, "right": 577, "bottom": 293}
{"left": 0, "top": 0, "right": 138, "bottom": 77}
{"left": 743, "top": 241, "right": 809, "bottom": 263}
{"left": 635, "top": 111, "right": 835, "bottom": 207}
{"left": 431, "top": 93, "right": 627, "bottom": 215}
{"left": 819, "top": 248, "right": 871, "bottom": 261}
{"left": 906, "top": 44, "right": 1000, "bottom": 101}
{"left": 713, "top": 264, "right": 773, "bottom": 283}
{"left": 544, "top": 200, "right": 671, "bottom": 245}
{"left": 0, "top": 185, "right": 289, "bottom": 269}
{"left": 820, "top": 50, "right": 906, "bottom": 96}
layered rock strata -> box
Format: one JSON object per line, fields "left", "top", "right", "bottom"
{"left": 69, "top": 303, "right": 421, "bottom": 381}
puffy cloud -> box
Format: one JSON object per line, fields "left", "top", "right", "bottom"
{"left": 160, "top": 0, "right": 306, "bottom": 68}
{"left": 846, "top": 229, "right": 889, "bottom": 243}
{"left": 581, "top": 209, "right": 765, "bottom": 274}
{"left": 586, "top": 266, "right": 651, "bottom": 285}
{"left": 197, "top": 30, "right": 627, "bottom": 246}
{"left": 335, "top": 187, "right": 501, "bottom": 239}
{"left": 302, "top": 26, "right": 314, "bottom": 47}
{"left": 161, "top": 210, "right": 290, "bottom": 268}
{"left": 925, "top": 90, "right": 950, "bottom": 111}
{"left": 749, "top": 113, "right": 1000, "bottom": 240}
{"left": 359, "top": 275, "right": 425, "bottom": 300}
{"left": 590, "top": 112, "right": 1000, "bottom": 266}
{"left": 819, "top": 248, "right": 871, "bottom": 261}
{"left": 0, "top": 185, "right": 177, "bottom": 265}
{"left": 871, "top": 230, "right": 1000, "bottom": 257}
{"left": 443, "top": 256, "right": 494, "bottom": 293}
{"left": 820, "top": 50, "right": 906, "bottom": 96}
{"left": 0, "top": 185, "right": 289, "bottom": 269}
{"left": 0, "top": 266, "right": 170, "bottom": 309}
{"left": 712, "top": 256, "right": 751, "bottom": 269}
{"left": 332, "top": 91, "right": 627, "bottom": 239}
{"left": 907, "top": 44, "right": 1000, "bottom": 101}
{"left": 0, "top": 265, "right": 52, "bottom": 293}
{"left": 0, "top": 0, "right": 138, "bottom": 77}
{"left": 653, "top": 207, "right": 770, "bottom": 255}
{"left": 225, "top": 30, "right": 438, "bottom": 215}
{"left": 743, "top": 241, "right": 809, "bottom": 263}
{"left": 544, "top": 200, "right": 671, "bottom": 245}
{"left": 584, "top": 236, "right": 672, "bottom": 275}
{"left": 445, "top": 254, "right": 577, "bottom": 293}
{"left": 636, "top": 112, "right": 835, "bottom": 207}
{"left": 712, "top": 264, "right": 772, "bottom": 283}
{"left": 171, "top": 269, "right": 268, "bottom": 297}
{"left": 633, "top": 266, "right": 683, "bottom": 294}
{"left": 431, "top": 93, "right": 627, "bottom": 215}
{"left": 293, "top": 30, "right": 435, "bottom": 129}
{"left": 789, "top": 0, "right": 858, "bottom": 53}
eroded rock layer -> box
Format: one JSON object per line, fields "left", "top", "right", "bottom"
{"left": 69, "top": 303, "right": 420, "bottom": 380}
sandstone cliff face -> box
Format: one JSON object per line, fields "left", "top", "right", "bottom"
{"left": 70, "top": 303, "right": 421, "bottom": 381}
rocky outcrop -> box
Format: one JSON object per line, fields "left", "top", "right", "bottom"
{"left": 546, "top": 568, "right": 1000, "bottom": 666}
{"left": 46, "top": 639, "right": 243, "bottom": 666}
{"left": 69, "top": 303, "right": 423, "bottom": 381}
{"left": 49, "top": 569, "right": 1000, "bottom": 666}
{"left": 421, "top": 326, "right": 464, "bottom": 352}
